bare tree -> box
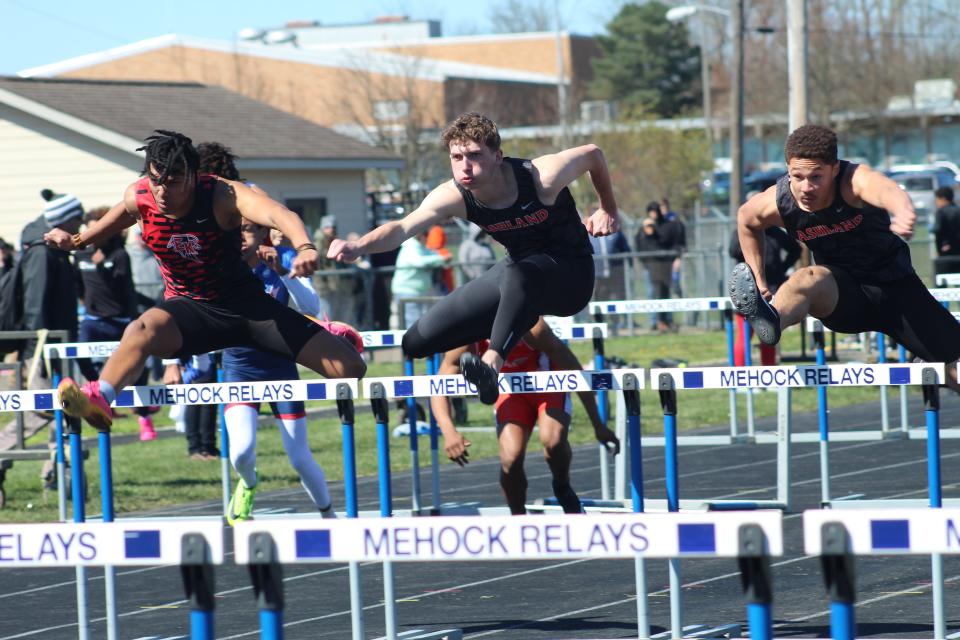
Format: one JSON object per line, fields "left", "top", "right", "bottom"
{"left": 489, "top": 0, "right": 558, "bottom": 33}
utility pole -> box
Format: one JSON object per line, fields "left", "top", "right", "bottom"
{"left": 729, "top": 0, "right": 744, "bottom": 219}
{"left": 699, "top": 15, "right": 714, "bottom": 155}
{"left": 787, "top": 0, "right": 808, "bottom": 132}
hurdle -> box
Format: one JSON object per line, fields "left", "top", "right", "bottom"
{"left": 590, "top": 297, "right": 751, "bottom": 446}
{"left": 235, "top": 510, "right": 783, "bottom": 640}
{"left": 936, "top": 273, "right": 960, "bottom": 287}
{"left": 804, "top": 508, "right": 960, "bottom": 639}
{"left": 0, "top": 519, "right": 223, "bottom": 639}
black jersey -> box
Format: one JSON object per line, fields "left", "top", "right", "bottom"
{"left": 456, "top": 157, "right": 592, "bottom": 260}
{"left": 776, "top": 160, "right": 913, "bottom": 283}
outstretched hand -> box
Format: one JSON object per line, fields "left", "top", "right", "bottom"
{"left": 443, "top": 431, "right": 472, "bottom": 467}
{"left": 43, "top": 228, "right": 74, "bottom": 251}
{"left": 890, "top": 207, "right": 916, "bottom": 241}
{"left": 585, "top": 208, "right": 619, "bottom": 237}
{"left": 594, "top": 425, "right": 621, "bottom": 456}
{"left": 290, "top": 248, "right": 318, "bottom": 278}
{"left": 327, "top": 238, "right": 361, "bottom": 263}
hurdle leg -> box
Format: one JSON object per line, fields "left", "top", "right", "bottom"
{"left": 51, "top": 367, "right": 68, "bottom": 522}
{"left": 614, "top": 390, "right": 627, "bottom": 502}
{"left": 338, "top": 384, "right": 365, "bottom": 640}
{"left": 776, "top": 388, "right": 792, "bottom": 511}
{"left": 820, "top": 523, "right": 856, "bottom": 640}
{"left": 98, "top": 429, "right": 119, "bottom": 640}
{"left": 877, "top": 334, "right": 890, "bottom": 435}
{"left": 181, "top": 533, "right": 216, "bottom": 640}
{"left": 249, "top": 532, "right": 284, "bottom": 640}
{"left": 814, "top": 323, "right": 831, "bottom": 504}
{"left": 657, "top": 375, "right": 683, "bottom": 637}
{"left": 371, "top": 384, "right": 398, "bottom": 640}
{"left": 898, "top": 345, "right": 909, "bottom": 433}
{"left": 724, "top": 309, "right": 739, "bottom": 440}
{"left": 425, "top": 355, "right": 441, "bottom": 512}
{"left": 216, "top": 360, "right": 231, "bottom": 518}
{"left": 403, "top": 358, "right": 423, "bottom": 514}
{"left": 593, "top": 330, "right": 610, "bottom": 501}
{"left": 743, "top": 323, "right": 755, "bottom": 439}
{"left": 68, "top": 415, "right": 90, "bottom": 640}
{"left": 923, "top": 372, "right": 946, "bottom": 639}
{"left": 738, "top": 525, "right": 773, "bottom": 640}
{"left": 623, "top": 376, "right": 649, "bottom": 638}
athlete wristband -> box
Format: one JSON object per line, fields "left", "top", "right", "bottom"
{"left": 295, "top": 242, "right": 317, "bottom": 253}
{"left": 71, "top": 233, "right": 88, "bottom": 250}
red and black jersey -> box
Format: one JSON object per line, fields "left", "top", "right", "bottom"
{"left": 135, "top": 175, "right": 258, "bottom": 302}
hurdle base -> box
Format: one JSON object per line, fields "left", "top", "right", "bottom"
{"left": 373, "top": 628, "right": 463, "bottom": 640}
{"left": 753, "top": 430, "right": 904, "bottom": 444}
{"left": 651, "top": 623, "right": 742, "bottom": 639}
{"left": 528, "top": 498, "right": 788, "bottom": 513}
{"left": 908, "top": 427, "right": 960, "bottom": 440}
{"left": 825, "top": 498, "right": 960, "bottom": 509}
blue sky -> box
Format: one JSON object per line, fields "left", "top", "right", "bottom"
{"left": 2, "top": 0, "right": 619, "bottom": 75}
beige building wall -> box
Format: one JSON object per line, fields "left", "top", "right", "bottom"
{"left": 59, "top": 47, "right": 448, "bottom": 131}
{"left": 0, "top": 105, "right": 140, "bottom": 245}
{"left": 383, "top": 35, "right": 568, "bottom": 77}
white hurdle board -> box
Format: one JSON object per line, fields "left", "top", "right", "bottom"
{"left": 235, "top": 511, "right": 782, "bottom": 564}
{"left": 590, "top": 297, "right": 732, "bottom": 315}
{"left": 45, "top": 342, "right": 120, "bottom": 360}
{"left": 0, "top": 519, "right": 223, "bottom": 567}
{"left": 804, "top": 509, "right": 960, "bottom": 555}
{"left": 651, "top": 362, "right": 944, "bottom": 390}
{"left": 361, "top": 368, "right": 645, "bottom": 400}
{"left": 931, "top": 288, "right": 960, "bottom": 302}
{"left": 936, "top": 274, "right": 960, "bottom": 287}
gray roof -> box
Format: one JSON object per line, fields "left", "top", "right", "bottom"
{"left": 0, "top": 76, "right": 399, "bottom": 165}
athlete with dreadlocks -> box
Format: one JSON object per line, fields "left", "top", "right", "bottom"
{"left": 44, "top": 130, "right": 366, "bottom": 431}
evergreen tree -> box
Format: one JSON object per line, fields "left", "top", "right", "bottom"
{"left": 590, "top": 1, "right": 702, "bottom": 118}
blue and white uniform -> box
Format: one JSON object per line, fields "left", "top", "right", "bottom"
{"left": 221, "top": 248, "right": 331, "bottom": 510}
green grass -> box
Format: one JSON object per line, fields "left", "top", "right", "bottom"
{"left": 1, "top": 328, "right": 907, "bottom": 522}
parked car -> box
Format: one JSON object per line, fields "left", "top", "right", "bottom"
{"left": 701, "top": 169, "right": 786, "bottom": 205}
{"left": 889, "top": 171, "right": 945, "bottom": 228}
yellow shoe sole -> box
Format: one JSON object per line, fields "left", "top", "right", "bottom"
{"left": 57, "top": 380, "right": 113, "bottom": 432}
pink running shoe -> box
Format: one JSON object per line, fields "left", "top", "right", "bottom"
{"left": 138, "top": 416, "right": 157, "bottom": 441}
{"left": 57, "top": 378, "right": 113, "bottom": 431}
{"left": 316, "top": 320, "right": 364, "bottom": 353}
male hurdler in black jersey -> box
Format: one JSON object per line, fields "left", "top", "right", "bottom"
{"left": 730, "top": 123, "right": 960, "bottom": 388}
{"left": 328, "top": 112, "right": 619, "bottom": 404}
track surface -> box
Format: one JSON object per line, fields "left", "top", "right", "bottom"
{"left": 2, "top": 391, "right": 959, "bottom": 639}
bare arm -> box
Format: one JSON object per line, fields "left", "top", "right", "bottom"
{"left": 524, "top": 320, "right": 620, "bottom": 454}
{"left": 43, "top": 185, "right": 139, "bottom": 250}
{"left": 328, "top": 182, "right": 466, "bottom": 262}
{"left": 429, "top": 346, "right": 472, "bottom": 466}
{"left": 531, "top": 144, "right": 619, "bottom": 236}
{"left": 736, "top": 185, "right": 783, "bottom": 299}
{"left": 850, "top": 164, "right": 916, "bottom": 240}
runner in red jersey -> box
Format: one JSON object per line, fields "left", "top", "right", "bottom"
{"left": 431, "top": 318, "right": 619, "bottom": 515}
{"left": 44, "top": 130, "right": 365, "bottom": 430}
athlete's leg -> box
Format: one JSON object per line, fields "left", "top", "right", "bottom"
{"left": 538, "top": 404, "right": 581, "bottom": 514}
{"left": 224, "top": 404, "right": 259, "bottom": 488}
{"left": 771, "top": 266, "right": 840, "bottom": 327}
{"left": 276, "top": 413, "right": 333, "bottom": 510}
{"left": 295, "top": 330, "right": 366, "bottom": 379}
{"left": 99, "top": 307, "right": 182, "bottom": 390}
{"left": 498, "top": 422, "right": 532, "bottom": 515}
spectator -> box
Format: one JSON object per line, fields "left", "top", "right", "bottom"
{"left": 425, "top": 225, "right": 455, "bottom": 294}
{"left": 660, "top": 196, "right": 679, "bottom": 222}
{"left": 165, "top": 353, "right": 218, "bottom": 460}
{"left": 313, "top": 214, "right": 350, "bottom": 321}
{"left": 729, "top": 221, "right": 801, "bottom": 365}
{"left": 7, "top": 189, "right": 83, "bottom": 482}
{"left": 0, "top": 239, "right": 14, "bottom": 276}
{"left": 934, "top": 186, "right": 960, "bottom": 276}
{"left": 75, "top": 206, "right": 158, "bottom": 441}
{"left": 391, "top": 231, "right": 447, "bottom": 328}
{"left": 457, "top": 226, "right": 496, "bottom": 283}
{"left": 370, "top": 247, "right": 399, "bottom": 330}
{"left": 634, "top": 202, "right": 673, "bottom": 331}
{"left": 657, "top": 199, "right": 687, "bottom": 300}
{"left": 589, "top": 215, "right": 631, "bottom": 302}
{"left": 345, "top": 232, "right": 372, "bottom": 327}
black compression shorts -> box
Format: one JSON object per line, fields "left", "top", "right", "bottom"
{"left": 156, "top": 291, "right": 321, "bottom": 361}
{"left": 819, "top": 267, "right": 960, "bottom": 362}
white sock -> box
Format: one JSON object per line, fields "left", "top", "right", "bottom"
{"left": 225, "top": 405, "right": 258, "bottom": 488}
{"left": 98, "top": 380, "right": 116, "bottom": 404}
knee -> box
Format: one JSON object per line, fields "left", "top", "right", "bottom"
{"left": 232, "top": 447, "right": 256, "bottom": 471}
{"left": 501, "top": 263, "right": 537, "bottom": 298}
{"left": 401, "top": 325, "right": 429, "bottom": 360}
{"left": 122, "top": 317, "right": 154, "bottom": 344}
{"left": 542, "top": 438, "right": 565, "bottom": 460}
{"left": 499, "top": 454, "right": 524, "bottom": 477}
{"left": 792, "top": 266, "right": 830, "bottom": 291}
